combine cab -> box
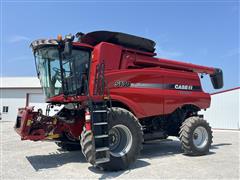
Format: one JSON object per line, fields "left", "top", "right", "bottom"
{"left": 15, "top": 31, "right": 223, "bottom": 171}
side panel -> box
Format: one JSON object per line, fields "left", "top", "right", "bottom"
{"left": 163, "top": 70, "right": 210, "bottom": 114}
{"left": 106, "top": 69, "right": 164, "bottom": 118}
{"left": 105, "top": 68, "right": 210, "bottom": 118}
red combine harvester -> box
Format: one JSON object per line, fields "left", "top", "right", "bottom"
{"left": 15, "top": 31, "right": 223, "bottom": 171}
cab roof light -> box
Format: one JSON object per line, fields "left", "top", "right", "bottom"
{"left": 57, "top": 34, "right": 62, "bottom": 41}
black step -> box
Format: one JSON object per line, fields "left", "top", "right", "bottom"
{"left": 93, "top": 122, "right": 108, "bottom": 125}
{"left": 96, "top": 147, "right": 110, "bottom": 152}
{"left": 94, "top": 134, "right": 108, "bottom": 139}
{"left": 93, "top": 110, "right": 107, "bottom": 113}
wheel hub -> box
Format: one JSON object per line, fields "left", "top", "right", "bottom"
{"left": 193, "top": 126, "right": 209, "bottom": 149}
{"left": 109, "top": 129, "right": 120, "bottom": 149}
{"left": 193, "top": 133, "right": 198, "bottom": 139}
{"left": 109, "top": 125, "right": 133, "bottom": 157}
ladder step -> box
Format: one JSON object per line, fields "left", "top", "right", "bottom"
{"left": 94, "top": 134, "right": 108, "bottom": 139}
{"left": 93, "top": 122, "right": 108, "bottom": 125}
{"left": 95, "top": 158, "right": 110, "bottom": 164}
{"left": 96, "top": 147, "right": 110, "bottom": 152}
{"left": 93, "top": 110, "right": 107, "bottom": 113}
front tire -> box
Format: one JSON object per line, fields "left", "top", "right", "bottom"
{"left": 81, "top": 107, "right": 143, "bottom": 171}
{"left": 179, "top": 116, "right": 213, "bottom": 155}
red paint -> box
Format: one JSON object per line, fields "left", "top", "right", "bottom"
{"left": 85, "top": 110, "right": 91, "bottom": 131}
{"left": 26, "top": 129, "right": 45, "bottom": 141}
{"left": 62, "top": 119, "right": 85, "bottom": 138}
{"left": 15, "top": 107, "right": 85, "bottom": 141}
{"left": 135, "top": 56, "right": 215, "bottom": 74}
{"left": 47, "top": 94, "right": 103, "bottom": 103}
{"left": 85, "top": 122, "right": 92, "bottom": 131}
{"left": 15, "top": 107, "right": 36, "bottom": 139}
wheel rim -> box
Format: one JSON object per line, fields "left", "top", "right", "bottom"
{"left": 193, "top": 126, "right": 209, "bottom": 149}
{"left": 109, "top": 125, "right": 133, "bottom": 157}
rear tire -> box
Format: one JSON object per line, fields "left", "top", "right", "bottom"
{"left": 179, "top": 116, "right": 213, "bottom": 155}
{"left": 80, "top": 107, "right": 143, "bottom": 171}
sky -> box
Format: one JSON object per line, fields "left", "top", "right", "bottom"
{"left": 0, "top": 0, "right": 239, "bottom": 93}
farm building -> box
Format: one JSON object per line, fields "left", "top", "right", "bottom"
{"left": 201, "top": 87, "right": 239, "bottom": 130}
{"left": 0, "top": 77, "right": 46, "bottom": 121}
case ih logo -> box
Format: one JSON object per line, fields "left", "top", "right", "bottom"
{"left": 174, "top": 84, "right": 193, "bottom": 90}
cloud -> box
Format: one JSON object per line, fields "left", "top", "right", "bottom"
{"left": 156, "top": 45, "right": 183, "bottom": 59}
{"left": 8, "top": 35, "right": 30, "bottom": 43}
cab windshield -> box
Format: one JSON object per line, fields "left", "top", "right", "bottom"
{"left": 35, "top": 46, "right": 90, "bottom": 99}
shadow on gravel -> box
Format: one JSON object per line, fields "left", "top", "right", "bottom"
{"left": 26, "top": 139, "right": 222, "bottom": 174}
{"left": 211, "top": 143, "right": 232, "bottom": 149}
{"left": 140, "top": 139, "right": 182, "bottom": 159}
{"left": 26, "top": 150, "right": 85, "bottom": 171}
{"left": 88, "top": 160, "right": 150, "bottom": 179}
{"left": 26, "top": 139, "right": 179, "bottom": 174}
{"left": 143, "top": 139, "right": 216, "bottom": 158}
{"left": 88, "top": 139, "right": 181, "bottom": 179}
{"left": 26, "top": 139, "right": 182, "bottom": 173}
